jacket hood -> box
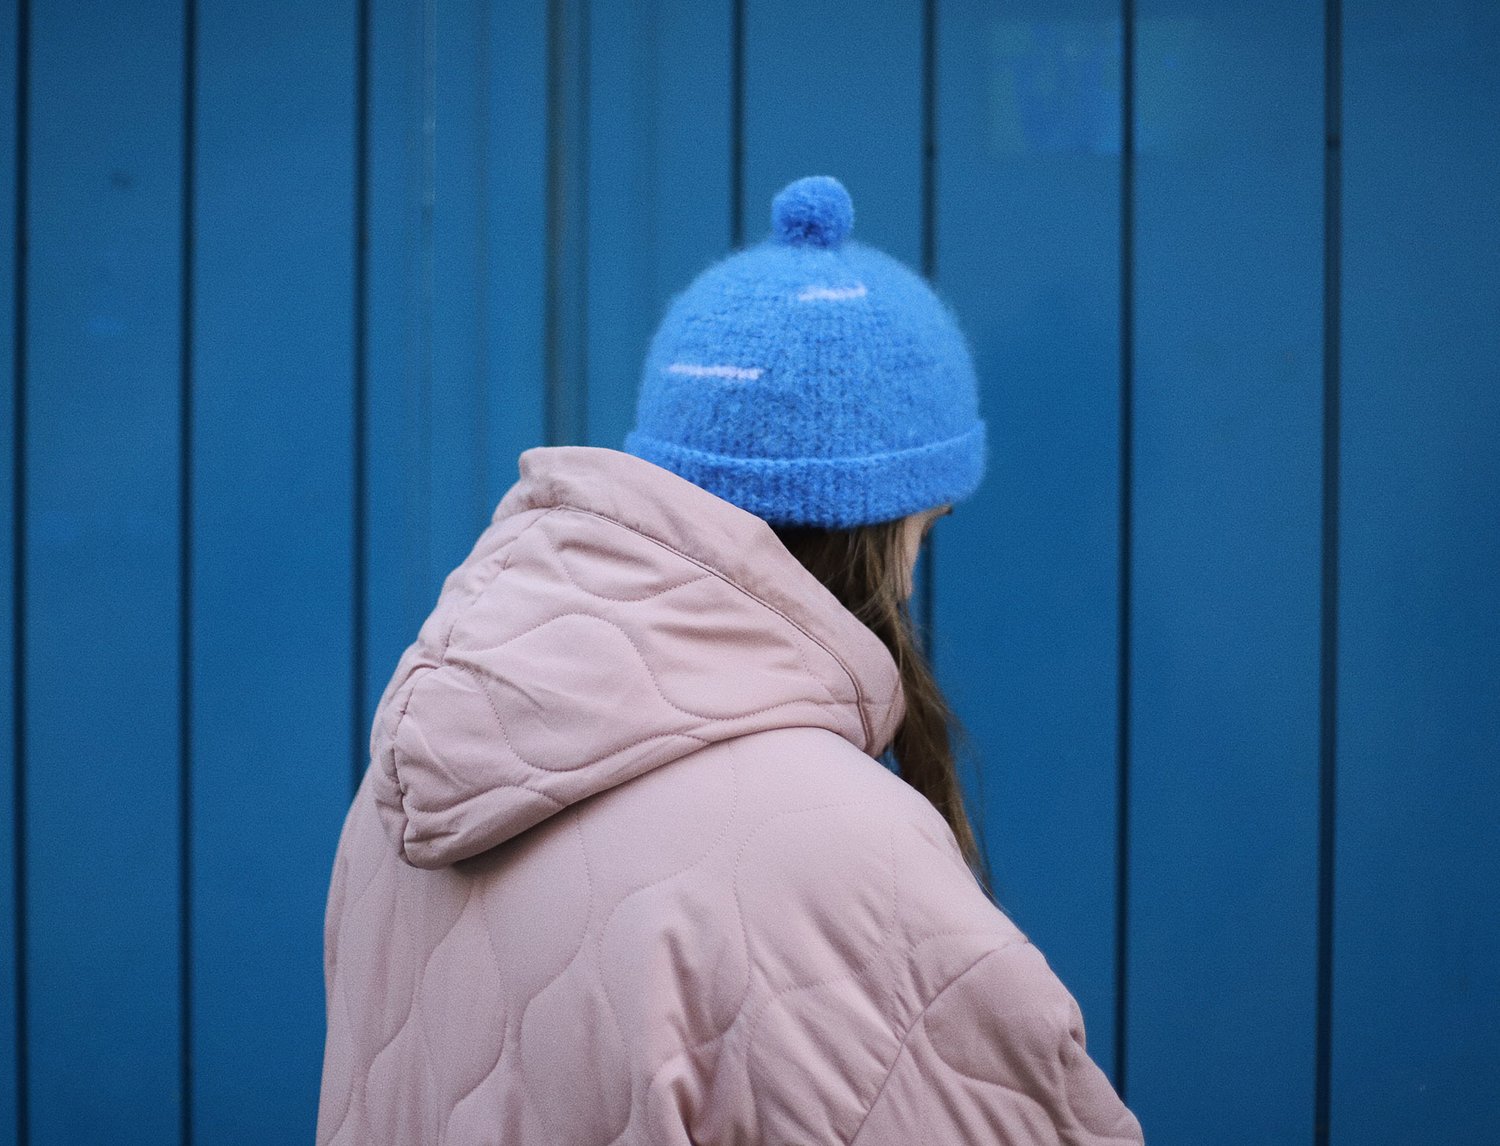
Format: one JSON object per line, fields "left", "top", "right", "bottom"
{"left": 369, "top": 446, "right": 906, "bottom": 868}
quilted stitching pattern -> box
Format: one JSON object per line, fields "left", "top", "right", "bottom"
{"left": 319, "top": 447, "right": 1141, "bottom": 1145}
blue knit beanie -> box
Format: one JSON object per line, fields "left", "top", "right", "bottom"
{"left": 622, "top": 175, "right": 987, "bottom": 528}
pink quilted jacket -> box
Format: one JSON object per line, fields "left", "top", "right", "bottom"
{"left": 319, "top": 445, "right": 1142, "bottom": 1145}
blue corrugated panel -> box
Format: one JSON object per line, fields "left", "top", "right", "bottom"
{"left": 584, "top": 0, "right": 734, "bottom": 453}
{"left": 362, "top": 0, "right": 432, "bottom": 743}
{"left": 935, "top": 0, "right": 1124, "bottom": 1086}
{"left": 1, "top": 3, "right": 19, "bottom": 1142}
{"left": 189, "top": 1, "right": 356, "bottom": 1139}
{"left": 428, "top": 0, "right": 502, "bottom": 573}
{"left": 1128, "top": 2, "right": 1325, "bottom": 1140}
{"left": 23, "top": 1, "right": 186, "bottom": 1141}
{"left": 1334, "top": 3, "right": 1500, "bottom": 1142}
{"left": 743, "top": 1, "right": 924, "bottom": 267}
{"left": 484, "top": 1, "right": 548, "bottom": 487}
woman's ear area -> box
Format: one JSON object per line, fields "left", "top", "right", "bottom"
{"left": 919, "top": 503, "right": 954, "bottom": 540}
{"left": 897, "top": 503, "right": 953, "bottom": 599}
{"left": 913, "top": 502, "right": 953, "bottom": 540}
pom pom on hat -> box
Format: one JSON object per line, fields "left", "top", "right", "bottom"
{"left": 771, "top": 175, "right": 854, "bottom": 249}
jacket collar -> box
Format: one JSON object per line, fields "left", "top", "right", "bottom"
{"left": 496, "top": 445, "right": 906, "bottom": 755}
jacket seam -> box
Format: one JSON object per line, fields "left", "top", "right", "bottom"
{"left": 548, "top": 504, "right": 881, "bottom": 751}
{"left": 844, "top": 941, "right": 1025, "bottom": 1146}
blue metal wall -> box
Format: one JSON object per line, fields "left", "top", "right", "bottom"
{"left": 2, "top": 1, "right": 1497, "bottom": 1142}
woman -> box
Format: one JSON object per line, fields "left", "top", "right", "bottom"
{"left": 318, "top": 176, "right": 1142, "bottom": 1144}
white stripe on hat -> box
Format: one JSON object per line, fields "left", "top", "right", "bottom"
{"left": 797, "top": 283, "right": 868, "bottom": 302}
{"left": 665, "top": 363, "right": 764, "bottom": 381}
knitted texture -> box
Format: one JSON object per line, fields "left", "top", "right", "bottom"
{"left": 623, "top": 175, "right": 987, "bottom": 528}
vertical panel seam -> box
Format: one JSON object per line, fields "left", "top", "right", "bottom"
{"left": 1314, "top": 1, "right": 1342, "bottom": 1142}
{"left": 917, "top": 0, "right": 937, "bottom": 653}
{"left": 576, "top": 0, "right": 590, "bottom": 446}
{"left": 1114, "top": 0, "right": 1135, "bottom": 1101}
{"left": 11, "top": 0, "right": 29, "bottom": 1139}
{"left": 474, "top": 0, "right": 490, "bottom": 502}
{"left": 914, "top": 0, "right": 995, "bottom": 900}
{"left": 920, "top": 0, "right": 936, "bottom": 284}
{"left": 418, "top": 0, "right": 435, "bottom": 578}
{"left": 544, "top": 0, "right": 588, "bottom": 447}
{"left": 351, "top": 0, "right": 370, "bottom": 797}
{"left": 544, "top": 0, "right": 563, "bottom": 445}
{"left": 178, "top": 0, "right": 197, "bottom": 1140}
{"left": 728, "top": 0, "right": 744, "bottom": 248}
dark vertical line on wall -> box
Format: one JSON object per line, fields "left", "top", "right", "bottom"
{"left": 576, "top": 0, "right": 590, "bottom": 446}
{"left": 417, "top": 0, "right": 435, "bottom": 578}
{"left": 1113, "top": 0, "right": 1135, "bottom": 1100}
{"left": 917, "top": 0, "right": 937, "bottom": 653}
{"left": 474, "top": 0, "right": 490, "bottom": 497}
{"left": 544, "top": 0, "right": 564, "bottom": 444}
{"left": 728, "top": 0, "right": 744, "bottom": 248}
{"left": 11, "top": 0, "right": 29, "bottom": 1140}
{"left": 351, "top": 0, "right": 370, "bottom": 798}
{"left": 1314, "top": 1, "right": 1342, "bottom": 1142}
{"left": 919, "top": 0, "right": 936, "bottom": 281}
{"left": 177, "top": 1, "right": 197, "bottom": 1140}
{"left": 544, "top": 0, "right": 589, "bottom": 446}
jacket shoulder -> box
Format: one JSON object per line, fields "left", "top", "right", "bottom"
{"left": 711, "top": 723, "right": 1008, "bottom": 931}
{"left": 719, "top": 724, "right": 1006, "bottom": 930}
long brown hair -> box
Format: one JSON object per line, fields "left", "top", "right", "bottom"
{"left": 770, "top": 517, "right": 991, "bottom": 891}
